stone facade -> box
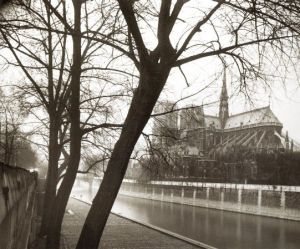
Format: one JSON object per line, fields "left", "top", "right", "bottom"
{"left": 153, "top": 73, "right": 296, "bottom": 161}
{"left": 149, "top": 72, "right": 300, "bottom": 182}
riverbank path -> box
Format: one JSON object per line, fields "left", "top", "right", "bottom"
{"left": 62, "top": 198, "right": 201, "bottom": 249}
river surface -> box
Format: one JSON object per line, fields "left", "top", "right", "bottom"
{"left": 71, "top": 179, "right": 300, "bottom": 249}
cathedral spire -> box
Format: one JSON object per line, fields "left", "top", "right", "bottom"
{"left": 219, "top": 68, "right": 229, "bottom": 129}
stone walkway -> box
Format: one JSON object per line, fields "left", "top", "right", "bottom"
{"left": 62, "top": 198, "right": 201, "bottom": 249}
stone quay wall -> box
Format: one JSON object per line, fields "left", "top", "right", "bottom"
{"left": 119, "top": 180, "right": 300, "bottom": 221}
{"left": 0, "top": 163, "right": 37, "bottom": 249}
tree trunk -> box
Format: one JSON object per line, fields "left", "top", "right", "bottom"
{"left": 45, "top": 135, "right": 81, "bottom": 249}
{"left": 40, "top": 119, "right": 60, "bottom": 236}
{"left": 76, "top": 68, "right": 168, "bottom": 249}
{"left": 45, "top": 1, "right": 82, "bottom": 248}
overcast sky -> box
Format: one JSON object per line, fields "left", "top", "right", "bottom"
{"left": 161, "top": 56, "right": 300, "bottom": 143}
{"left": 1, "top": 0, "right": 299, "bottom": 149}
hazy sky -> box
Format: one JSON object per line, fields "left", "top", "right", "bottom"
{"left": 1, "top": 0, "right": 299, "bottom": 147}
{"left": 163, "top": 64, "right": 300, "bottom": 142}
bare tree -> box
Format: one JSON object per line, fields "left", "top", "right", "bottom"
{"left": 1, "top": 0, "right": 300, "bottom": 248}
{"left": 1, "top": 1, "right": 131, "bottom": 247}
{"left": 0, "top": 89, "right": 33, "bottom": 165}
{"left": 75, "top": 1, "right": 300, "bottom": 248}
{"left": 0, "top": 0, "right": 74, "bottom": 235}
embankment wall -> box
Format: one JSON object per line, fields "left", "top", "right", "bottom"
{"left": 0, "top": 163, "right": 37, "bottom": 249}
{"left": 119, "top": 180, "right": 300, "bottom": 221}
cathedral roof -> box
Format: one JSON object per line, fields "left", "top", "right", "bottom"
{"left": 224, "top": 106, "right": 282, "bottom": 130}
{"left": 184, "top": 106, "right": 282, "bottom": 131}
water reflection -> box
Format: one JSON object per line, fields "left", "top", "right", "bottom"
{"left": 72, "top": 180, "right": 300, "bottom": 249}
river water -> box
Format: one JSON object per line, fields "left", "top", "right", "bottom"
{"left": 72, "top": 179, "right": 300, "bottom": 249}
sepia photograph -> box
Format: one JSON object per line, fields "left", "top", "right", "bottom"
{"left": 0, "top": 0, "right": 300, "bottom": 248}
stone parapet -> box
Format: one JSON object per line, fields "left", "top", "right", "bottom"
{"left": 0, "top": 163, "right": 37, "bottom": 249}
{"left": 120, "top": 181, "right": 300, "bottom": 221}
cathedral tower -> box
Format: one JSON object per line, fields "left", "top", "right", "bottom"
{"left": 219, "top": 69, "right": 229, "bottom": 129}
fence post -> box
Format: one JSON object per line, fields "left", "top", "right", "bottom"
{"left": 257, "top": 189, "right": 262, "bottom": 214}
{"left": 280, "top": 191, "right": 286, "bottom": 218}
{"left": 193, "top": 189, "right": 197, "bottom": 205}
{"left": 221, "top": 189, "right": 224, "bottom": 208}
{"left": 206, "top": 187, "right": 210, "bottom": 207}
{"left": 238, "top": 189, "right": 242, "bottom": 211}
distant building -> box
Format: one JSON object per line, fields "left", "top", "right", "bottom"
{"left": 152, "top": 71, "right": 298, "bottom": 180}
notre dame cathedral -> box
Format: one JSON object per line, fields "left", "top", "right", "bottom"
{"left": 152, "top": 71, "right": 298, "bottom": 180}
